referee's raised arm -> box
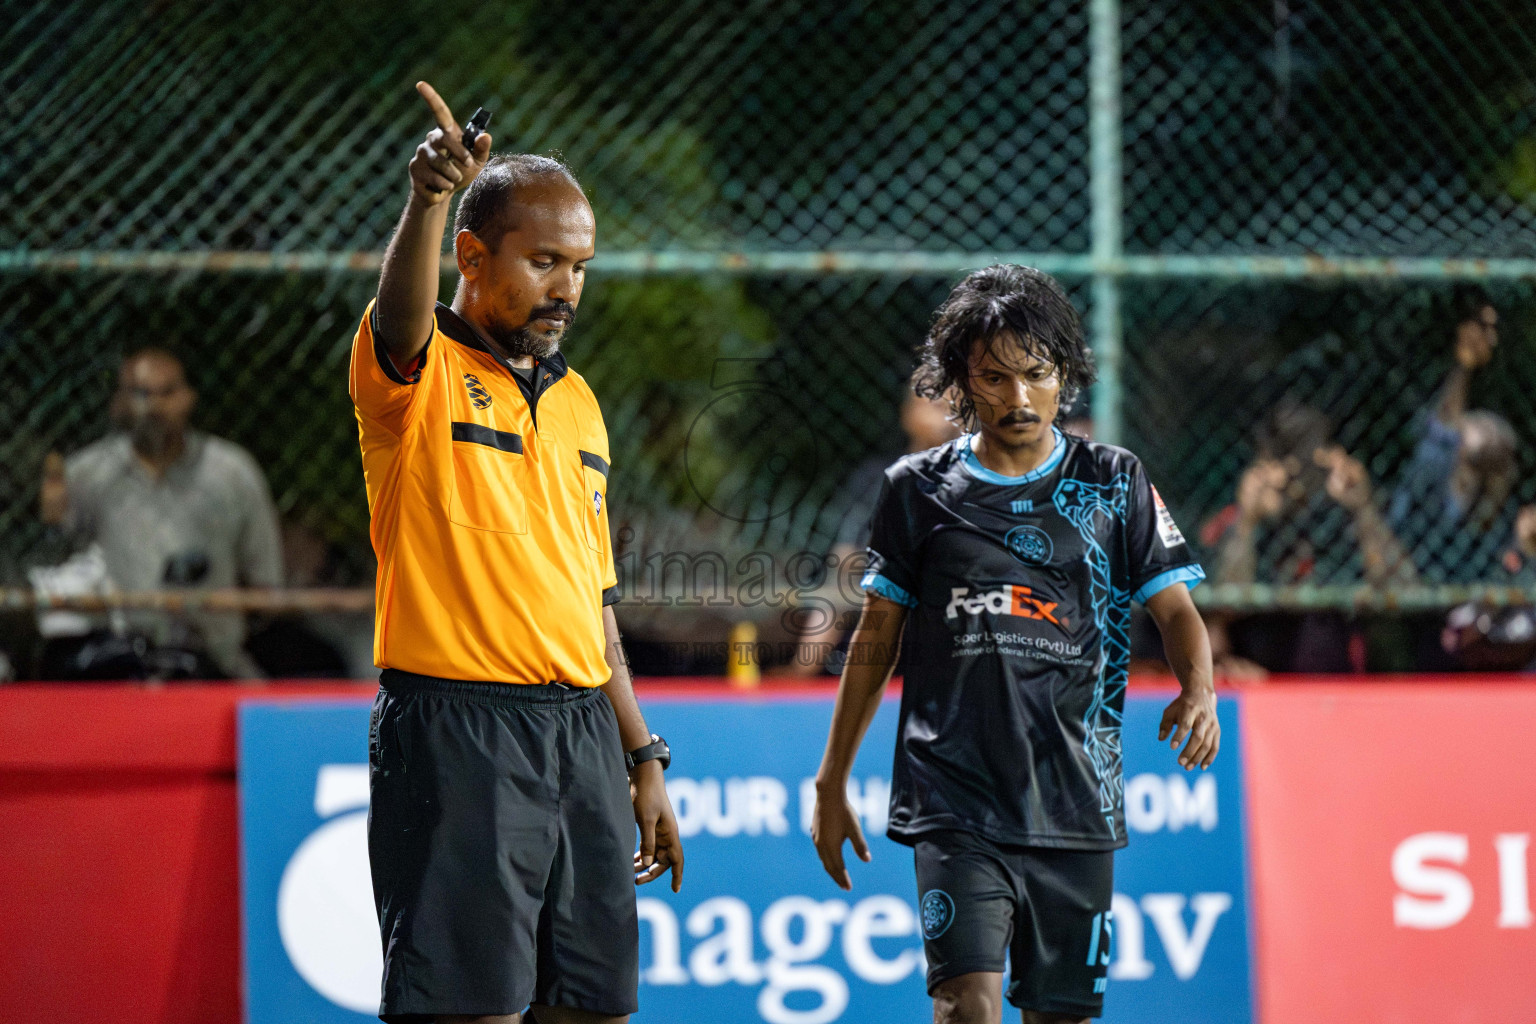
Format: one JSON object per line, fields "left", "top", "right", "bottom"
{"left": 374, "top": 81, "right": 493, "bottom": 364}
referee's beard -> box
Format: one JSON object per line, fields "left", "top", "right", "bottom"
{"left": 488, "top": 301, "right": 577, "bottom": 360}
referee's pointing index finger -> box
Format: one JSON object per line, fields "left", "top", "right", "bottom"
{"left": 416, "top": 81, "right": 459, "bottom": 136}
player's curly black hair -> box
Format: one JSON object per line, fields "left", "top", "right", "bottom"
{"left": 453, "top": 153, "right": 581, "bottom": 249}
{"left": 911, "top": 264, "right": 1095, "bottom": 430}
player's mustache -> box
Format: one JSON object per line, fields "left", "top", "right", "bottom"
{"left": 999, "top": 411, "right": 1040, "bottom": 426}
{"left": 526, "top": 301, "right": 576, "bottom": 326}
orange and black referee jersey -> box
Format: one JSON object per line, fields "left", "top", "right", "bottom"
{"left": 350, "top": 299, "right": 618, "bottom": 686}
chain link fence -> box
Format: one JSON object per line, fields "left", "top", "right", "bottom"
{"left": 6, "top": 0, "right": 1536, "bottom": 673}
{"left": 1123, "top": 0, "right": 1536, "bottom": 257}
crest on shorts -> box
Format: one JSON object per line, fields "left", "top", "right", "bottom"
{"left": 1005, "top": 524, "right": 1054, "bottom": 565}
{"left": 463, "top": 373, "right": 492, "bottom": 409}
{"left": 920, "top": 889, "right": 955, "bottom": 939}
{"left": 593, "top": 491, "right": 603, "bottom": 516}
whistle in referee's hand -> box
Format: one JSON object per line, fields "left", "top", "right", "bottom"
{"left": 462, "top": 108, "right": 492, "bottom": 150}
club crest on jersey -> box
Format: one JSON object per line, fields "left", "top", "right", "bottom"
{"left": 462, "top": 373, "right": 492, "bottom": 409}
{"left": 593, "top": 490, "right": 602, "bottom": 516}
{"left": 945, "top": 584, "right": 1065, "bottom": 627}
{"left": 1005, "top": 524, "right": 1053, "bottom": 565}
{"left": 920, "top": 890, "right": 955, "bottom": 939}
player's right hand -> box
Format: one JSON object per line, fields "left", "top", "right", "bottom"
{"left": 408, "top": 81, "right": 492, "bottom": 205}
{"left": 811, "top": 786, "right": 871, "bottom": 891}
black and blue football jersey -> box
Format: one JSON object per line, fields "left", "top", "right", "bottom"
{"left": 862, "top": 427, "right": 1204, "bottom": 850}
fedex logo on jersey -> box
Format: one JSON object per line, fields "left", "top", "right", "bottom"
{"left": 944, "top": 585, "right": 1066, "bottom": 627}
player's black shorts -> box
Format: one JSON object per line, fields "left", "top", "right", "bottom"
{"left": 368, "top": 669, "right": 639, "bottom": 1023}
{"left": 914, "top": 830, "right": 1114, "bottom": 1018}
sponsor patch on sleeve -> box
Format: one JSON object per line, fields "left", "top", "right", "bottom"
{"left": 1151, "top": 485, "right": 1186, "bottom": 548}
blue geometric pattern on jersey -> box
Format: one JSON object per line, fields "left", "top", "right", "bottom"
{"left": 1052, "top": 473, "right": 1132, "bottom": 838}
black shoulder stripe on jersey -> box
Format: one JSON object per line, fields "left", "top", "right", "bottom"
{"left": 451, "top": 422, "right": 523, "bottom": 453}
{"left": 579, "top": 450, "right": 610, "bottom": 477}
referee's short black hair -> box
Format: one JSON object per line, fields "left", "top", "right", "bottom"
{"left": 454, "top": 154, "right": 582, "bottom": 249}
{"left": 912, "top": 264, "right": 1095, "bottom": 429}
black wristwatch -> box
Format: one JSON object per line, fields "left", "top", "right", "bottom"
{"left": 625, "top": 733, "right": 671, "bottom": 772}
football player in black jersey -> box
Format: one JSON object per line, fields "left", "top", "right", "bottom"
{"left": 811, "top": 265, "right": 1218, "bottom": 1023}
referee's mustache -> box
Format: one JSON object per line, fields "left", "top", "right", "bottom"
{"left": 526, "top": 300, "right": 577, "bottom": 326}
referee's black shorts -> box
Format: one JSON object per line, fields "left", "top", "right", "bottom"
{"left": 367, "top": 669, "right": 639, "bottom": 1023}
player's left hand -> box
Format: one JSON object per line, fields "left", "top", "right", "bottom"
{"left": 631, "top": 761, "right": 684, "bottom": 892}
{"left": 1158, "top": 684, "right": 1220, "bottom": 770}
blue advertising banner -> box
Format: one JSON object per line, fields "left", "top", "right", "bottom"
{"left": 239, "top": 693, "right": 1249, "bottom": 1024}
{"left": 240, "top": 702, "right": 382, "bottom": 1024}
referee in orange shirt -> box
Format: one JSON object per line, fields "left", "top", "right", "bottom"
{"left": 352, "top": 82, "right": 682, "bottom": 1024}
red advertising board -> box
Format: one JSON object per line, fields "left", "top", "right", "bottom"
{"left": 1243, "top": 682, "right": 1536, "bottom": 1022}
{"left": 0, "top": 682, "right": 373, "bottom": 1024}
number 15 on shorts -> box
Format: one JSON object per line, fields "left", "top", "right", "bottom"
{"left": 1087, "top": 908, "right": 1113, "bottom": 994}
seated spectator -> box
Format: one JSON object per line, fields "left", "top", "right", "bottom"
{"left": 38, "top": 348, "right": 282, "bottom": 679}
{"left": 1388, "top": 287, "right": 1535, "bottom": 584}
{"left": 1201, "top": 399, "right": 1413, "bottom": 673}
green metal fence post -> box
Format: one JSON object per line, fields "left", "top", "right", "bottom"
{"left": 1089, "top": 0, "right": 1123, "bottom": 445}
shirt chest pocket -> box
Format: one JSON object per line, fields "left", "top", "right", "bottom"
{"left": 448, "top": 422, "right": 530, "bottom": 535}
{"left": 577, "top": 449, "right": 609, "bottom": 552}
